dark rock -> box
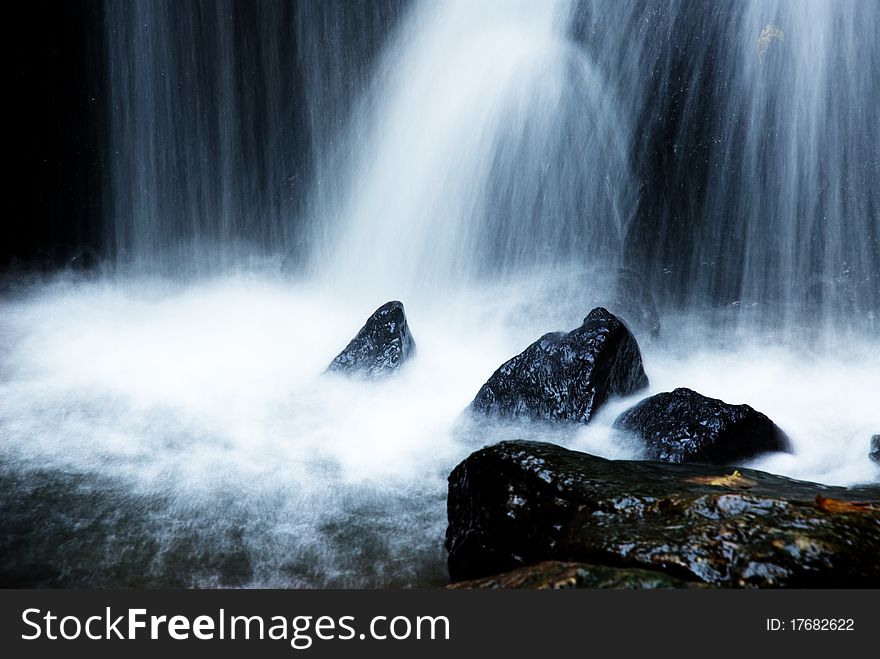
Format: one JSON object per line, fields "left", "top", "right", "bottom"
{"left": 871, "top": 435, "right": 880, "bottom": 463}
{"left": 469, "top": 307, "right": 648, "bottom": 424}
{"left": 607, "top": 268, "right": 661, "bottom": 340}
{"left": 613, "top": 387, "right": 789, "bottom": 465}
{"left": 446, "top": 440, "right": 880, "bottom": 587}
{"left": 445, "top": 560, "right": 709, "bottom": 589}
{"left": 327, "top": 301, "right": 416, "bottom": 378}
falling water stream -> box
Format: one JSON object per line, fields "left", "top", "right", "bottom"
{"left": 1, "top": 0, "right": 878, "bottom": 587}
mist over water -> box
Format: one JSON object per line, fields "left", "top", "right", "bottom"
{"left": 2, "top": 0, "right": 878, "bottom": 586}
{"left": 2, "top": 268, "right": 877, "bottom": 586}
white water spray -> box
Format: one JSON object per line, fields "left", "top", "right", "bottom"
{"left": 310, "top": 0, "right": 630, "bottom": 297}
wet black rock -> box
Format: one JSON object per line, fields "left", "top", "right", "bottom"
{"left": 446, "top": 440, "right": 880, "bottom": 587}
{"left": 613, "top": 387, "right": 790, "bottom": 464}
{"left": 327, "top": 301, "right": 416, "bottom": 378}
{"left": 469, "top": 307, "right": 648, "bottom": 424}
{"left": 445, "top": 560, "right": 709, "bottom": 589}
{"left": 871, "top": 435, "right": 880, "bottom": 463}
{"left": 607, "top": 268, "right": 661, "bottom": 340}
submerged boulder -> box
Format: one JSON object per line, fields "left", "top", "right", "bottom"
{"left": 445, "top": 561, "right": 707, "bottom": 589}
{"left": 871, "top": 435, "right": 880, "bottom": 463}
{"left": 326, "top": 301, "right": 416, "bottom": 378}
{"left": 613, "top": 387, "right": 789, "bottom": 465}
{"left": 446, "top": 440, "right": 880, "bottom": 587}
{"left": 607, "top": 268, "right": 661, "bottom": 340}
{"left": 469, "top": 307, "right": 648, "bottom": 424}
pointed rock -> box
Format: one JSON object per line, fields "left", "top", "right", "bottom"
{"left": 469, "top": 307, "right": 648, "bottom": 424}
{"left": 327, "top": 301, "right": 416, "bottom": 378}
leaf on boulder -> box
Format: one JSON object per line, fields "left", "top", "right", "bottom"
{"left": 686, "top": 470, "right": 757, "bottom": 489}
{"left": 814, "top": 496, "right": 880, "bottom": 515}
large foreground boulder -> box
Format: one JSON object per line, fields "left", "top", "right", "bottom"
{"left": 326, "top": 301, "right": 416, "bottom": 378}
{"left": 469, "top": 307, "right": 648, "bottom": 424}
{"left": 446, "top": 441, "right": 880, "bottom": 587}
{"left": 445, "top": 561, "right": 708, "bottom": 589}
{"left": 613, "top": 387, "right": 789, "bottom": 464}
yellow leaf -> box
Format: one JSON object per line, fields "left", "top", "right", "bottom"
{"left": 687, "top": 470, "right": 757, "bottom": 489}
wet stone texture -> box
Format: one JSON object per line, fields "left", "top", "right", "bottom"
{"left": 445, "top": 560, "right": 710, "bottom": 589}
{"left": 327, "top": 301, "right": 416, "bottom": 378}
{"left": 446, "top": 441, "right": 880, "bottom": 587}
{"left": 613, "top": 387, "right": 790, "bottom": 465}
{"left": 469, "top": 307, "right": 648, "bottom": 424}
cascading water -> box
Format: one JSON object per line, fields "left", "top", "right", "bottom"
{"left": 553, "top": 0, "right": 879, "bottom": 341}
{"left": 1, "top": 0, "right": 878, "bottom": 587}
{"left": 102, "top": 0, "right": 406, "bottom": 275}
{"left": 311, "top": 0, "right": 630, "bottom": 296}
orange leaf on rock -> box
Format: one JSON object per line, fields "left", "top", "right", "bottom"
{"left": 686, "top": 470, "right": 757, "bottom": 489}
{"left": 814, "top": 496, "right": 879, "bottom": 514}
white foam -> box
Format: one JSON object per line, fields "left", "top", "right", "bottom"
{"left": 0, "top": 272, "right": 877, "bottom": 586}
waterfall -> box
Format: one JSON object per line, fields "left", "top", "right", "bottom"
{"left": 575, "top": 0, "right": 879, "bottom": 336}
{"left": 310, "top": 0, "right": 631, "bottom": 296}
{"left": 100, "top": 0, "right": 878, "bottom": 335}
{"left": 102, "top": 0, "right": 404, "bottom": 275}
{"left": 1, "top": 0, "right": 877, "bottom": 588}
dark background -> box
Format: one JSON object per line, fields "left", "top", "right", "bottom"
{"left": 4, "top": 0, "right": 105, "bottom": 269}
{"left": 1, "top": 0, "right": 399, "bottom": 271}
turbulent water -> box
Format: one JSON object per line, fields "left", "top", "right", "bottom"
{"left": 2, "top": 0, "right": 879, "bottom": 586}
{"left": 1, "top": 268, "right": 877, "bottom": 587}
